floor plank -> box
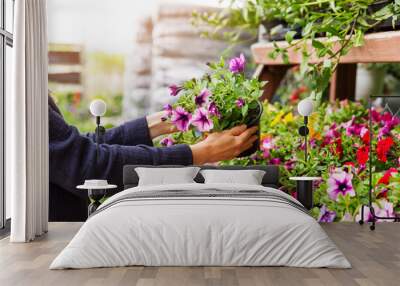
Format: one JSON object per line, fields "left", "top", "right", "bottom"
{"left": 0, "top": 222, "right": 399, "bottom": 286}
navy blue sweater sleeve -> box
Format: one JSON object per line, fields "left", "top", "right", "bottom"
{"left": 49, "top": 108, "right": 193, "bottom": 192}
{"left": 85, "top": 117, "right": 153, "bottom": 146}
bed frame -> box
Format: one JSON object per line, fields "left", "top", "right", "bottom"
{"left": 123, "top": 165, "right": 280, "bottom": 190}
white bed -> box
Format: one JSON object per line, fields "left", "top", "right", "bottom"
{"left": 50, "top": 183, "right": 351, "bottom": 269}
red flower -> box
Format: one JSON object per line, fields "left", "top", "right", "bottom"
{"left": 356, "top": 146, "right": 369, "bottom": 166}
{"left": 332, "top": 138, "right": 343, "bottom": 158}
{"left": 289, "top": 86, "right": 307, "bottom": 103}
{"left": 378, "top": 168, "right": 398, "bottom": 185}
{"left": 377, "top": 137, "right": 394, "bottom": 162}
{"left": 362, "top": 131, "right": 370, "bottom": 145}
{"left": 377, "top": 189, "right": 388, "bottom": 199}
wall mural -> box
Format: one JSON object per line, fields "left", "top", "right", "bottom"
{"left": 159, "top": 56, "right": 400, "bottom": 223}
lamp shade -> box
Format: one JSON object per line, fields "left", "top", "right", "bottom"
{"left": 297, "top": 98, "right": 314, "bottom": 116}
{"left": 89, "top": 100, "right": 107, "bottom": 117}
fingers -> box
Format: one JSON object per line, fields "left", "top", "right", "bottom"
{"left": 229, "top": 124, "right": 247, "bottom": 136}
{"left": 238, "top": 126, "right": 258, "bottom": 141}
{"left": 239, "top": 135, "right": 258, "bottom": 152}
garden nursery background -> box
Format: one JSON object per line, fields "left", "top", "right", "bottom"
{"left": 48, "top": 0, "right": 400, "bottom": 222}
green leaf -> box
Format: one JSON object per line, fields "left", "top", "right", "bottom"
{"left": 312, "top": 39, "right": 326, "bottom": 50}
{"left": 354, "top": 30, "right": 364, "bottom": 47}
{"left": 242, "top": 104, "right": 249, "bottom": 117}
{"left": 285, "top": 31, "right": 297, "bottom": 44}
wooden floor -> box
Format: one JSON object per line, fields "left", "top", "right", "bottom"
{"left": 0, "top": 223, "right": 399, "bottom": 286}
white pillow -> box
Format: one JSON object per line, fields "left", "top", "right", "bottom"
{"left": 200, "top": 169, "right": 266, "bottom": 185}
{"left": 135, "top": 167, "right": 200, "bottom": 186}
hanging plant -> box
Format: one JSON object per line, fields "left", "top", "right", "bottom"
{"left": 192, "top": 0, "right": 400, "bottom": 100}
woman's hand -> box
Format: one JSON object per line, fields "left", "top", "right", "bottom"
{"left": 190, "top": 125, "right": 258, "bottom": 165}
{"left": 146, "top": 111, "right": 177, "bottom": 139}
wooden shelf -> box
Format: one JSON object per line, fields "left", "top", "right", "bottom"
{"left": 251, "top": 31, "right": 400, "bottom": 65}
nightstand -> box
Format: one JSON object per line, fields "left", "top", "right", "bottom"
{"left": 77, "top": 180, "right": 117, "bottom": 216}
{"left": 289, "top": 177, "right": 321, "bottom": 210}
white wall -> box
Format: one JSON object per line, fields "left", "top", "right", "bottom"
{"left": 47, "top": 0, "right": 222, "bottom": 54}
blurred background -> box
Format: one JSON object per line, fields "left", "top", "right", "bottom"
{"left": 47, "top": 0, "right": 232, "bottom": 132}
{"left": 48, "top": 0, "right": 400, "bottom": 133}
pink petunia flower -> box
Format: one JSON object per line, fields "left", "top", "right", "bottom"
{"left": 229, "top": 53, "right": 246, "bottom": 73}
{"left": 191, "top": 108, "right": 214, "bottom": 132}
{"left": 342, "top": 116, "right": 363, "bottom": 136}
{"left": 370, "top": 108, "right": 381, "bottom": 123}
{"left": 341, "top": 212, "right": 353, "bottom": 222}
{"left": 262, "top": 137, "right": 274, "bottom": 150}
{"left": 356, "top": 201, "right": 395, "bottom": 223}
{"left": 270, "top": 158, "right": 281, "bottom": 165}
{"left": 327, "top": 169, "right": 355, "bottom": 201}
{"left": 375, "top": 200, "right": 395, "bottom": 220}
{"left": 318, "top": 205, "right": 336, "bottom": 223}
{"left": 163, "top": 104, "right": 173, "bottom": 119}
{"left": 208, "top": 102, "right": 221, "bottom": 118}
{"left": 284, "top": 159, "right": 296, "bottom": 171}
{"left": 236, "top": 98, "right": 245, "bottom": 108}
{"left": 168, "top": 84, "right": 183, "bottom": 96}
{"left": 195, "top": 88, "right": 211, "bottom": 107}
{"left": 171, "top": 107, "right": 192, "bottom": 132}
{"left": 160, "top": 137, "right": 174, "bottom": 147}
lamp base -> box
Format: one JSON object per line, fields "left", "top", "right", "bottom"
{"left": 296, "top": 180, "right": 313, "bottom": 210}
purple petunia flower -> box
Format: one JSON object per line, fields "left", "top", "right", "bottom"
{"left": 208, "top": 102, "right": 221, "bottom": 118}
{"left": 195, "top": 88, "right": 211, "bottom": 107}
{"left": 262, "top": 137, "right": 274, "bottom": 150}
{"left": 355, "top": 200, "right": 395, "bottom": 223}
{"left": 262, "top": 150, "right": 270, "bottom": 159}
{"left": 229, "top": 53, "right": 246, "bottom": 73}
{"left": 375, "top": 200, "right": 395, "bottom": 220}
{"left": 270, "top": 158, "right": 281, "bottom": 165}
{"left": 236, "top": 98, "right": 245, "bottom": 108}
{"left": 168, "top": 84, "right": 183, "bottom": 96}
{"left": 378, "top": 116, "right": 400, "bottom": 138}
{"left": 370, "top": 108, "right": 381, "bottom": 123}
{"left": 342, "top": 116, "right": 363, "bottom": 136}
{"left": 191, "top": 108, "right": 214, "bottom": 132}
{"left": 341, "top": 212, "right": 353, "bottom": 222}
{"left": 160, "top": 137, "right": 174, "bottom": 147}
{"left": 327, "top": 169, "right": 355, "bottom": 201}
{"left": 171, "top": 106, "right": 192, "bottom": 132}
{"left": 163, "top": 104, "right": 173, "bottom": 118}
{"left": 284, "top": 159, "right": 296, "bottom": 171}
{"left": 318, "top": 205, "right": 336, "bottom": 223}
{"left": 355, "top": 205, "right": 373, "bottom": 223}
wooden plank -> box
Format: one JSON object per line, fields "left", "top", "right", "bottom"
{"left": 48, "top": 72, "right": 81, "bottom": 84}
{"left": 252, "top": 31, "right": 400, "bottom": 65}
{"left": 329, "top": 64, "right": 357, "bottom": 103}
{"left": 49, "top": 51, "right": 81, "bottom": 65}
{"left": 253, "top": 64, "right": 291, "bottom": 101}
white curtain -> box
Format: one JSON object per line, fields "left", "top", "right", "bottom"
{"left": 8, "top": 0, "right": 49, "bottom": 242}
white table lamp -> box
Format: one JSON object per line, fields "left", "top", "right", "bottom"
{"left": 297, "top": 98, "right": 314, "bottom": 162}
{"left": 89, "top": 100, "right": 107, "bottom": 164}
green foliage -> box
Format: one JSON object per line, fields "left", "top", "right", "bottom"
{"left": 193, "top": 0, "right": 400, "bottom": 100}
{"left": 222, "top": 100, "right": 400, "bottom": 221}
{"left": 51, "top": 91, "right": 122, "bottom": 133}
{"left": 174, "top": 57, "right": 265, "bottom": 131}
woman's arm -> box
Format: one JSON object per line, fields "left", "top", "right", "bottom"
{"left": 50, "top": 107, "right": 258, "bottom": 192}
{"left": 50, "top": 108, "right": 192, "bottom": 192}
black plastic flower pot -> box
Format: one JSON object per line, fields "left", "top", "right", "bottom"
{"left": 259, "top": 20, "right": 302, "bottom": 42}
{"left": 368, "top": 0, "right": 400, "bottom": 33}
{"left": 239, "top": 100, "right": 263, "bottom": 157}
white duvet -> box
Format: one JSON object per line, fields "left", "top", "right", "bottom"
{"left": 50, "top": 183, "right": 351, "bottom": 269}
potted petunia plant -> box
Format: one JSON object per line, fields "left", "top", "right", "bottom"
{"left": 162, "top": 54, "right": 266, "bottom": 156}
